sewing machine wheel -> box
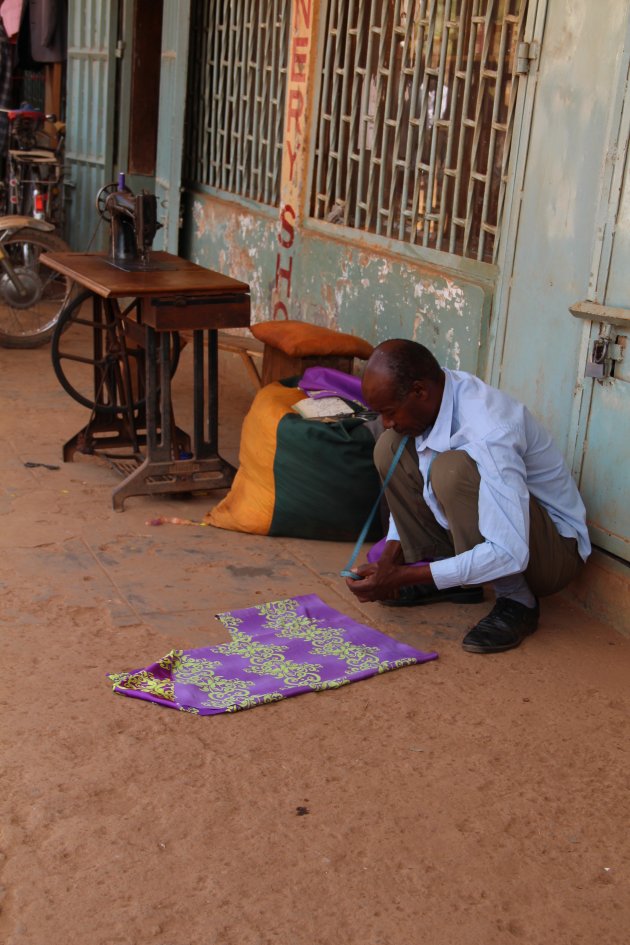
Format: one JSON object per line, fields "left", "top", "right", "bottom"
{"left": 51, "top": 289, "right": 181, "bottom": 414}
{"left": 95, "top": 182, "right": 120, "bottom": 223}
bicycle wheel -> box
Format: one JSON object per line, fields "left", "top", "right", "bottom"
{"left": 51, "top": 290, "right": 181, "bottom": 414}
{"left": 0, "top": 228, "right": 73, "bottom": 348}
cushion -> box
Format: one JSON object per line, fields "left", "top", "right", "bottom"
{"left": 250, "top": 319, "right": 373, "bottom": 360}
{"left": 205, "top": 380, "right": 382, "bottom": 541}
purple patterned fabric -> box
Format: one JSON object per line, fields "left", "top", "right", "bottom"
{"left": 299, "top": 367, "right": 366, "bottom": 405}
{"left": 108, "top": 594, "right": 437, "bottom": 715}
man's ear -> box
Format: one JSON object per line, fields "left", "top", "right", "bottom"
{"left": 410, "top": 379, "right": 429, "bottom": 400}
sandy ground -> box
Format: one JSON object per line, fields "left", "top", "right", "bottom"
{"left": 1, "top": 340, "right": 629, "bottom": 945}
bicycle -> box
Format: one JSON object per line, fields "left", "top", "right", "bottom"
{"left": 1, "top": 104, "right": 65, "bottom": 225}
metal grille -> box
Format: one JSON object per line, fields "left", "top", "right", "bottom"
{"left": 311, "top": 0, "right": 526, "bottom": 263}
{"left": 184, "top": 0, "right": 290, "bottom": 207}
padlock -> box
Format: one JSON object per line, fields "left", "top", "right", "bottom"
{"left": 585, "top": 360, "right": 606, "bottom": 378}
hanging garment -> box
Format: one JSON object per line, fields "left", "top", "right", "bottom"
{"left": 108, "top": 594, "right": 438, "bottom": 714}
{"left": 0, "top": 21, "right": 13, "bottom": 155}
{"left": 22, "top": 0, "right": 67, "bottom": 64}
{"left": 1, "top": 0, "right": 25, "bottom": 39}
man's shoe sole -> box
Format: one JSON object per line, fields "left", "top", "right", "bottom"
{"left": 382, "top": 586, "right": 484, "bottom": 607}
{"left": 461, "top": 626, "right": 537, "bottom": 654}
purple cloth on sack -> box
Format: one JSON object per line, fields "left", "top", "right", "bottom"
{"left": 299, "top": 367, "right": 366, "bottom": 405}
{"left": 107, "top": 594, "right": 437, "bottom": 715}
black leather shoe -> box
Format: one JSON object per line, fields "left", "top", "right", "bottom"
{"left": 462, "top": 597, "right": 539, "bottom": 653}
{"left": 382, "top": 584, "right": 484, "bottom": 607}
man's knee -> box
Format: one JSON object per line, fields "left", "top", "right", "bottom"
{"left": 431, "top": 450, "right": 480, "bottom": 506}
{"left": 374, "top": 430, "right": 403, "bottom": 477}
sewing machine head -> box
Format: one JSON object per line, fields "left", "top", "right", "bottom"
{"left": 103, "top": 187, "right": 162, "bottom": 271}
{"left": 94, "top": 174, "right": 166, "bottom": 271}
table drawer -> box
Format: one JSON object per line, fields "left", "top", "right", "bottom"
{"left": 143, "top": 293, "right": 251, "bottom": 331}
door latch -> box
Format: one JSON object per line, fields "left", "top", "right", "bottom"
{"left": 585, "top": 325, "right": 624, "bottom": 378}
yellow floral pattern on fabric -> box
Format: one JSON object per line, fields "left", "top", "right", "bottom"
{"left": 378, "top": 657, "right": 419, "bottom": 673}
{"left": 309, "top": 678, "right": 350, "bottom": 691}
{"left": 109, "top": 669, "right": 175, "bottom": 702}
{"left": 212, "top": 627, "right": 289, "bottom": 662}
{"left": 251, "top": 598, "right": 382, "bottom": 672}
{"left": 109, "top": 595, "right": 432, "bottom": 714}
{"left": 226, "top": 692, "right": 284, "bottom": 713}
{"left": 212, "top": 610, "right": 323, "bottom": 687}
{"left": 256, "top": 599, "right": 312, "bottom": 632}
{"left": 159, "top": 650, "right": 184, "bottom": 671}
{"left": 246, "top": 656, "right": 322, "bottom": 686}
{"left": 171, "top": 653, "right": 259, "bottom": 710}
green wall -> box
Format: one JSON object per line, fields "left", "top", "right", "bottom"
{"left": 181, "top": 189, "right": 494, "bottom": 375}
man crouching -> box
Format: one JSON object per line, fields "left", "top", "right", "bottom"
{"left": 345, "top": 339, "right": 591, "bottom": 654}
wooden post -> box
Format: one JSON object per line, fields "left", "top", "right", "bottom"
{"left": 44, "top": 63, "right": 64, "bottom": 143}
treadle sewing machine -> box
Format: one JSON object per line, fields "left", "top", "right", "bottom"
{"left": 98, "top": 176, "right": 178, "bottom": 272}
{"left": 43, "top": 179, "right": 251, "bottom": 510}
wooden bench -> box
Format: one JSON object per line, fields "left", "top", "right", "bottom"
{"left": 217, "top": 331, "right": 264, "bottom": 388}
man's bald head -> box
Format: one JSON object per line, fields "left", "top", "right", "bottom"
{"left": 361, "top": 340, "right": 444, "bottom": 437}
{"left": 364, "top": 339, "right": 443, "bottom": 398}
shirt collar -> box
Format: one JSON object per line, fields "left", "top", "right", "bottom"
{"left": 416, "top": 369, "right": 453, "bottom": 452}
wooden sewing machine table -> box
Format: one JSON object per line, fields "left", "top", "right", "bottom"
{"left": 42, "top": 251, "right": 250, "bottom": 510}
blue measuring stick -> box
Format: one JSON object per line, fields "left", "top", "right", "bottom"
{"left": 340, "top": 435, "right": 409, "bottom": 580}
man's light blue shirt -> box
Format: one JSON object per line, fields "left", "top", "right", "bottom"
{"left": 386, "top": 370, "right": 591, "bottom": 588}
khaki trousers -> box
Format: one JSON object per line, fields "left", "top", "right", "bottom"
{"left": 374, "top": 431, "right": 583, "bottom": 597}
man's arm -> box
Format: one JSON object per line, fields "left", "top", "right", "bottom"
{"left": 348, "top": 426, "right": 534, "bottom": 598}
{"left": 345, "top": 539, "right": 435, "bottom": 601}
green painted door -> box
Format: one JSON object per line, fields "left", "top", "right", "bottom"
{"left": 64, "top": 2, "right": 118, "bottom": 250}
{"left": 490, "top": 0, "right": 629, "bottom": 565}
{"left": 571, "top": 40, "right": 630, "bottom": 562}
{"left": 153, "top": 0, "right": 192, "bottom": 253}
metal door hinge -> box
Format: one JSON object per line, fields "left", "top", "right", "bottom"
{"left": 516, "top": 41, "right": 539, "bottom": 75}
{"left": 115, "top": 40, "right": 126, "bottom": 59}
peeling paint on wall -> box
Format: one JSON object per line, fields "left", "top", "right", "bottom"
{"left": 377, "top": 260, "right": 392, "bottom": 283}
{"left": 192, "top": 200, "right": 208, "bottom": 239}
{"left": 182, "top": 190, "right": 492, "bottom": 372}
{"left": 293, "top": 232, "right": 491, "bottom": 371}
{"left": 182, "top": 192, "right": 279, "bottom": 326}
{"left": 414, "top": 278, "right": 467, "bottom": 316}
{"left": 445, "top": 327, "right": 461, "bottom": 370}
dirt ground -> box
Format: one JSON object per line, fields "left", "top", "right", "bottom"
{"left": 1, "top": 340, "right": 629, "bottom": 945}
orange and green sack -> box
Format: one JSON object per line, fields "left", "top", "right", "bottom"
{"left": 205, "top": 380, "right": 382, "bottom": 541}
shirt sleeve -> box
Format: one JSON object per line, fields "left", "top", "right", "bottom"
{"left": 386, "top": 513, "right": 400, "bottom": 543}
{"left": 429, "top": 424, "right": 532, "bottom": 588}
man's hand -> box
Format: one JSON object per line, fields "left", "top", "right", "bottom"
{"left": 344, "top": 541, "right": 434, "bottom": 602}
